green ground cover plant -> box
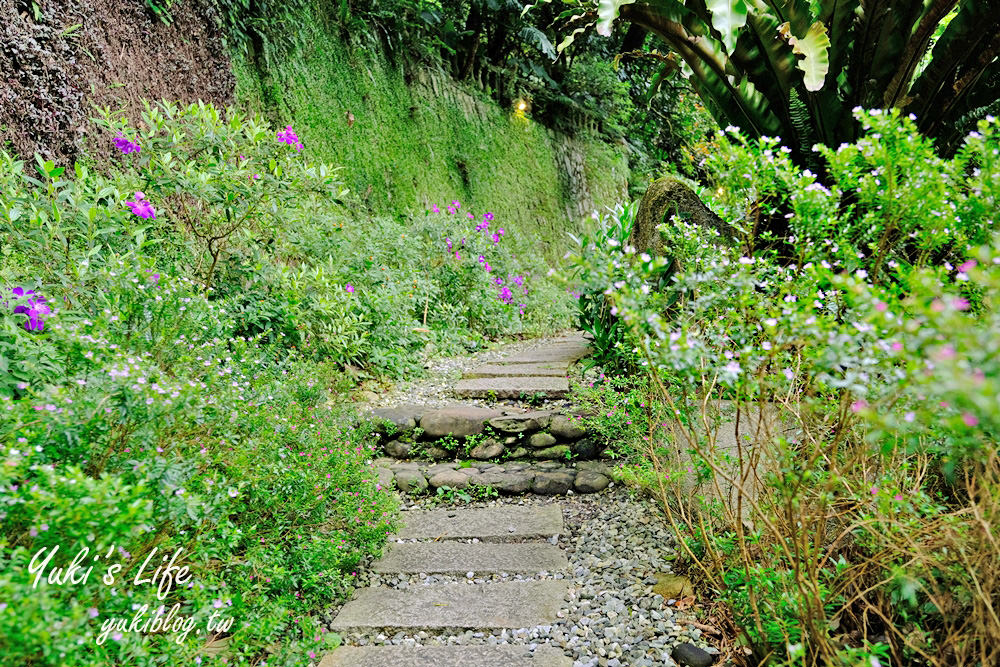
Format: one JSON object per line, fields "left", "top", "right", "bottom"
{"left": 568, "top": 110, "right": 999, "bottom": 666}
{"left": 0, "top": 99, "right": 572, "bottom": 666}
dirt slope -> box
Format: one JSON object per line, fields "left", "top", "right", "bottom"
{"left": 1, "top": 0, "right": 234, "bottom": 163}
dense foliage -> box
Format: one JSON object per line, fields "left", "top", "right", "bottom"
{"left": 569, "top": 110, "right": 999, "bottom": 665}
{"left": 0, "top": 101, "right": 568, "bottom": 666}
{"left": 548, "top": 0, "right": 1000, "bottom": 164}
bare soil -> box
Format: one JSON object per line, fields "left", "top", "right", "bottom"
{"left": 0, "top": 0, "right": 234, "bottom": 163}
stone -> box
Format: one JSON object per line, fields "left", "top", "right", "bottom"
{"left": 671, "top": 643, "right": 714, "bottom": 667}
{"left": 465, "top": 363, "right": 568, "bottom": 378}
{"left": 507, "top": 447, "right": 530, "bottom": 459}
{"left": 454, "top": 376, "right": 569, "bottom": 400}
{"left": 576, "top": 460, "right": 612, "bottom": 476}
{"left": 425, "top": 463, "right": 459, "bottom": 476}
{"left": 328, "top": 580, "right": 569, "bottom": 630}
{"left": 653, "top": 573, "right": 694, "bottom": 599}
{"left": 532, "top": 472, "right": 576, "bottom": 495}
{"left": 548, "top": 415, "right": 587, "bottom": 441}
{"left": 420, "top": 407, "right": 502, "bottom": 438}
{"left": 424, "top": 446, "right": 451, "bottom": 461}
{"left": 375, "top": 468, "right": 394, "bottom": 488}
{"left": 373, "top": 542, "right": 568, "bottom": 574}
{"left": 385, "top": 440, "right": 412, "bottom": 459}
{"left": 574, "top": 470, "right": 610, "bottom": 493}
{"left": 532, "top": 445, "right": 571, "bottom": 460}
{"left": 471, "top": 471, "right": 535, "bottom": 494}
{"left": 395, "top": 470, "right": 428, "bottom": 494}
{"left": 488, "top": 413, "right": 550, "bottom": 434}
{"left": 395, "top": 505, "right": 563, "bottom": 539}
{"left": 533, "top": 461, "right": 565, "bottom": 472}
{"left": 372, "top": 406, "right": 420, "bottom": 434}
{"left": 503, "top": 436, "right": 518, "bottom": 445}
{"left": 529, "top": 432, "right": 557, "bottom": 448}
{"left": 428, "top": 470, "right": 470, "bottom": 489}
{"left": 630, "top": 177, "right": 733, "bottom": 257}
{"left": 501, "top": 344, "right": 590, "bottom": 365}
{"left": 319, "top": 645, "right": 572, "bottom": 667}
{"left": 469, "top": 439, "right": 504, "bottom": 460}
{"left": 570, "top": 437, "right": 599, "bottom": 459}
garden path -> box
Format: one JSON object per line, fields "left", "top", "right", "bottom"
{"left": 319, "top": 334, "right": 719, "bottom": 667}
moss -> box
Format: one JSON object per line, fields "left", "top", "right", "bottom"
{"left": 232, "top": 13, "right": 627, "bottom": 262}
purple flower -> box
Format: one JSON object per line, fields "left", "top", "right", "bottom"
{"left": 452, "top": 200, "right": 461, "bottom": 209}
{"left": 9, "top": 287, "right": 50, "bottom": 332}
{"left": 276, "top": 125, "right": 303, "bottom": 151}
{"left": 483, "top": 212, "right": 494, "bottom": 221}
{"left": 345, "top": 284, "right": 355, "bottom": 293}
{"left": 432, "top": 205, "right": 440, "bottom": 213}
{"left": 125, "top": 192, "right": 155, "bottom": 219}
{"left": 113, "top": 134, "right": 141, "bottom": 155}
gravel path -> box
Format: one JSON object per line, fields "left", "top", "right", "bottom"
{"left": 325, "top": 490, "right": 720, "bottom": 667}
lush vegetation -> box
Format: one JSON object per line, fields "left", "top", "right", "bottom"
{"left": 569, "top": 110, "right": 999, "bottom": 665}
{"left": 0, "top": 99, "right": 573, "bottom": 666}
{"left": 549, "top": 0, "right": 1000, "bottom": 164}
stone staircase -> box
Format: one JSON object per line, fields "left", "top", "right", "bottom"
{"left": 321, "top": 504, "right": 573, "bottom": 667}
{"left": 453, "top": 333, "right": 590, "bottom": 399}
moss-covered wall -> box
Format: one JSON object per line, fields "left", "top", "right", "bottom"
{"left": 234, "top": 23, "right": 627, "bottom": 258}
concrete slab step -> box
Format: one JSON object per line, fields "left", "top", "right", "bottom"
{"left": 500, "top": 343, "right": 590, "bottom": 364}
{"left": 328, "top": 580, "right": 569, "bottom": 630}
{"left": 454, "top": 376, "right": 569, "bottom": 399}
{"left": 463, "top": 362, "right": 567, "bottom": 379}
{"left": 319, "top": 645, "right": 572, "bottom": 667}
{"left": 395, "top": 504, "right": 563, "bottom": 540}
{"left": 373, "top": 541, "right": 568, "bottom": 575}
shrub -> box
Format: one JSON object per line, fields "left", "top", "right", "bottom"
{"left": 570, "top": 111, "right": 1000, "bottom": 665}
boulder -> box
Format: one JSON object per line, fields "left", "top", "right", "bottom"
{"left": 672, "top": 643, "right": 714, "bottom": 667}
{"left": 372, "top": 406, "right": 420, "bottom": 434}
{"left": 424, "top": 446, "right": 451, "bottom": 461}
{"left": 629, "top": 177, "right": 733, "bottom": 257}
{"left": 488, "top": 411, "right": 552, "bottom": 434}
{"left": 574, "top": 470, "right": 610, "bottom": 493}
{"left": 470, "top": 438, "right": 504, "bottom": 460}
{"left": 532, "top": 445, "right": 571, "bottom": 460}
{"left": 420, "top": 406, "right": 501, "bottom": 438}
{"left": 507, "top": 447, "right": 530, "bottom": 459}
{"left": 428, "top": 469, "right": 471, "bottom": 489}
{"left": 528, "top": 432, "right": 557, "bottom": 448}
{"left": 576, "top": 460, "right": 613, "bottom": 477}
{"left": 549, "top": 414, "right": 587, "bottom": 441}
{"left": 395, "top": 470, "right": 428, "bottom": 494}
{"left": 532, "top": 471, "right": 576, "bottom": 495}
{"left": 570, "top": 437, "right": 599, "bottom": 459}
{"left": 470, "top": 471, "right": 535, "bottom": 494}
{"left": 375, "top": 467, "right": 394, "bottom": 488}
{"left": 384, "top": 440, "right": 412, "bottom": 459}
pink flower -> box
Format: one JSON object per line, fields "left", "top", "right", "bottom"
{"left": 891, "top": 342, "right": 903, "bottom": 351}
{"left": 851, "top": 399, "right": 868, "bottom": 413}
{"left": 452, "top": 200, "right": 461, "bottom": 209}
{"left": 871, "top": 486, "right": 879, "bottom": 495}
{"left": 961, "top": 412, "right": 979, "bottom": 427}
{"left": 125, "top": 192, "right": 155, "bottom": 219}
{"left": 875, "top": 301, "right": 887, "bottom": 312}
{"left": 345, "top": 284, "right": 355, "bottom": 293}
{"left": 432, "top": 205, "right": 440, "bottom": 213}
{"left": 893, "top": 494, "right": 903, "bottom": 502}
{"left": 958, "top": 259, "right": 977, "bottom": 273}
{"left": 952, "top": 297, "right": 970, "bottom": 311}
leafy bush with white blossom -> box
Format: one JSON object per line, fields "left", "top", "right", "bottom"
{"left": 569, "top": 110, "right": 1000, "bottom": 666}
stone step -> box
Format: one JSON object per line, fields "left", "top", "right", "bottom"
{"left": 500, "top": 345, "right": 589, "bottom": 365}
{"left": 454, "top": 376, "right": 569, "bottom": 399}
{"left": 328, "top": 580, "right": 568, "bottom": 631}
{"left": 373, "top": 542, "right": 568, "bottom": 575}
{"left": 395, "top": 504, "right": 563, "bottom": 540}
{"left": 464, "top": 362, "right": 567, "bottom": 379}
{"left": 319, "top": 645, "right": 572, "bottom": 667}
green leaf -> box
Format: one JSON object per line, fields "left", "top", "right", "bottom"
{"left": 780, "top": 20, "right": 831, "bottom": 91}
{"left": 596, "top": 0, "right": 635, "bottom": 37}
{"left": 706, "top": 0, "right": 748, "bottom": 52}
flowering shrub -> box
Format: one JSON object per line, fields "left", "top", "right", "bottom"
{"left": 570, "top": 112, "right": 1000, "bottom": 665}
